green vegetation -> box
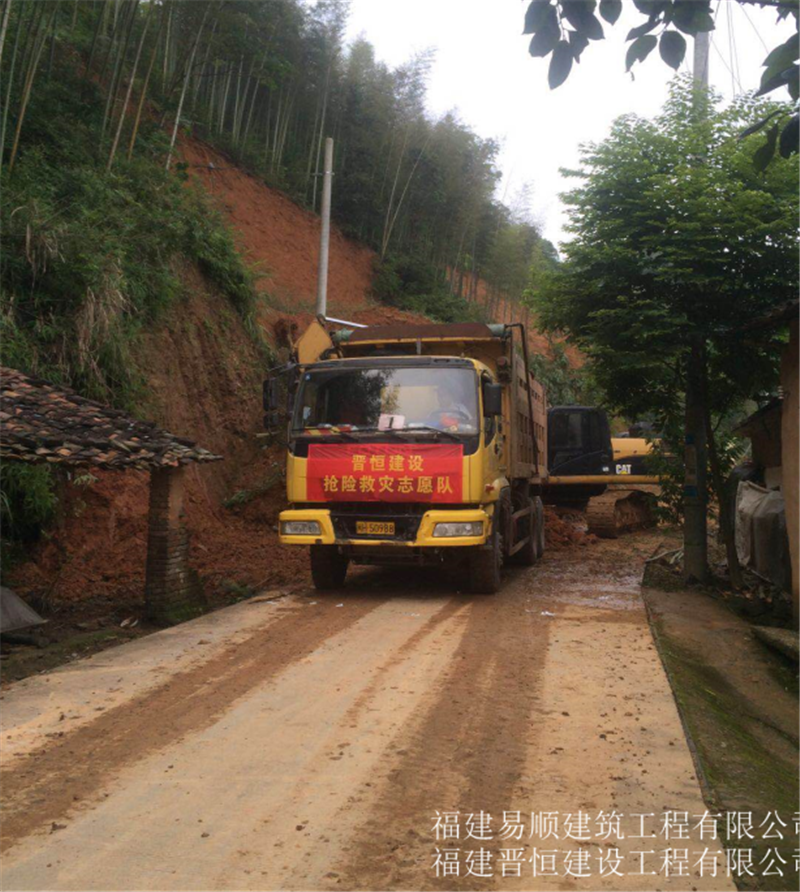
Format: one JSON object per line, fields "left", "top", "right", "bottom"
{"left": 528, "top": 341, "right": 598, "bottom": 406}
{"left": 534, "top": 78, "right": 798, "bottom": 578}
{"left": 522, "top": 0, "right": 799, "bottom": 166}
{"left": 1, "top": 60, "right": 257, "bottom": 406}
{"left": 0, "top": 463, "right": 57, "bottom": 544}
{"left": 371, "top": 255, "right": 484, "bottom": 323}
{"left": 1, "top": 1, "right": 553, "bottom": 325}
{"left": 0, "top": 2, "right": 264, "bottom": 544}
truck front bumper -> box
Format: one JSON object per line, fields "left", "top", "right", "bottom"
{"left": 279, "top": 507, "right": 490, "bottom": 548}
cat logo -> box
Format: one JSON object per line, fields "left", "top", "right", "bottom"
{"left": 616, "top": 463, "right": 632, "bottom": 475}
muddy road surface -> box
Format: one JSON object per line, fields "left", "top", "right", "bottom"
{"left": 1, "top": 536, "right": 733, "bottom": 891}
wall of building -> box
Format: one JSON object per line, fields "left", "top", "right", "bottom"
{"left": 780, "top": 318, "right": 799, "bottom": 625}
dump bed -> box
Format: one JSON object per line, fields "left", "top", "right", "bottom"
{"left": 510, "top": 348, "right": 547, "bottom": 482}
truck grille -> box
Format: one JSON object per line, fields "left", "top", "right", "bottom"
{"left": 330, "top": 503, "right": 424, "bottom": 542}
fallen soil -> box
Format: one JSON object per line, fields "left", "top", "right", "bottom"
{"left": 1, "top": 535, "right": 740, "bottom": 891}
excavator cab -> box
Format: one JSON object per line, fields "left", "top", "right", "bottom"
{"left": 548, "top": 406, "right": 612, "bottom": 478}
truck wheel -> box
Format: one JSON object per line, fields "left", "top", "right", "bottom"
{"left": 310, "top": 545, "right": 348, "bottom": 590}
{"left": 467, "top": 518, "right": 502, "bottom": 594}
{"left": 534, "top": 496, "right": 545, "bottom": 557}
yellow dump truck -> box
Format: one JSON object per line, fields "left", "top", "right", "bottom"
{"left": 265, "top": 321, "right": 547, "bottom": 593}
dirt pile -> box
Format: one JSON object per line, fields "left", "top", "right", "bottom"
{"left": 544, "top": 505, "right": 597, "bottom": 550}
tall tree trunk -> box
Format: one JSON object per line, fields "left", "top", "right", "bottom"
{"left": 704, "top": 400, "right": 744, "bottom": 589}
{"left": 0, "top": 0, "right": 23, "bottom": 167}
{"left": 86, "top": 0, "right": 108, "bottom": 72}
{"left": 161, "top": 0, "right": 171, "bottom": 87}
{"left": 382, "top": 131, "right": 430, "bottom": 259}
{"left": 311, "top": 62, "right": 331, "bottom": 210}
{"left": 101, "top": 0, "right": 138, "bottom": 143}
{"left": 7, "top": 2, "right": 55, "bottom": 174}
{"left": 231, "top": 54, "right": 243, "bottom": 141}
{"left": 234, "top": 56, "right": 256, "bottom": 145}
{"left": 305, "top": 93, "right": 321, "bottom": 193}
{"left": 263, "top": 87, "right": 272, "bottom": 165}
{"left": 683, "top": 338, "right": 709, "bottom": 583}
{"left": 192, "top": 18, "right": 217, "bottom": 110}
{"left": 218, "top": 62, "right": 232, "bottom": 134}
{"left": 97, "top": 0, "right": 127, "bottom": 82}
{"left": 126, "top": 21, "right": 158, "bottom": 160}
{"left": 17, "top": 0, "right": 45, "bottom": 92}
{"left": 275, "top": 92, "right": 293, "bottom": 171}
{"left": 108, "top": 0, "right": 153, "bottom": 171}
{"left": 0, "top": 0, "right": 13, "bottom": 72}
{"left": 270, "top": 85, "right": 283, "bottom": 170}
{"left": 165, "top": 2, "right": 209, "bottom": 170}
{"left": 46, "top": 0, "right": 58, "bottom": 81}
{"left": 381, "top": 127, "right": 409, "bottom": 259}
{"left": 240, "top": 56, "right": 265, "bottom": 149}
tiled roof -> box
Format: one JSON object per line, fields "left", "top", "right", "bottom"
{"left": 0, "top": 368, "right": 222, "bottom": 470}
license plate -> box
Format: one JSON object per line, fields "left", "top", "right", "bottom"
{"left": 356, "top": 521, "right": 395, "bottom": 536}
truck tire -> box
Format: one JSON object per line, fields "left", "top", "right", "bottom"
{"left": 534, "top": 496, "right": 545, "bottom": 557}
{"left": 467, "top": 515, "right": 503, "bottom": 594}
{"left": 310, "top": 545, "right": 348, "bottom": 590}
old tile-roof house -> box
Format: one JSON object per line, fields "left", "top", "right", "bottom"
{"left": 1, "top": 367, "right": 222, "bottom": 624}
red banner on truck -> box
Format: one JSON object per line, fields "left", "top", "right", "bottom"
{"left": 306, "top": 443, "right": 463, "bottom": 503}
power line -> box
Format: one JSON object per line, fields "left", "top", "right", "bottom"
{"left": 710, "top": 0, "right": 743, "bottom": 97}
{"left": 730, "top": 2, "right": 743, "bottom": 93}
{"left": 739, "top": 1, "right": 769, "bottom": 53}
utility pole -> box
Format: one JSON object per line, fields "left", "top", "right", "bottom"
{"left": 316, "top": 137, "right": 333, "bottom": 317}
{"left": 683, "top": 29, "right": 710, "bottom": 584}
{"left": 693, "top": 29, "right": 709, "bottom": 90}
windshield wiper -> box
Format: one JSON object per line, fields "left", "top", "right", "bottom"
{"left": 294, "top": 427, "right": 358, "bottom": 441}
{"left": 395, "top": 425, "right": 463, "bottom": 441}
{"left": 353, "top": 427, "right": 406, "bottom": 439}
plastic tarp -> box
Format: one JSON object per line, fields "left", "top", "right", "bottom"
{"left": 0, "top": 586, "right": 45, "bottom": 633}
{"left": 735, "top": 482, "right": 792, "bottom": 591}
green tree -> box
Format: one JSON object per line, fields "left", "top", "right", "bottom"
{"left": 534, "top": 78, "right": 798, "bottom": 583}
{"left": 522, "top": 0, "right": 799, "bottom": 163}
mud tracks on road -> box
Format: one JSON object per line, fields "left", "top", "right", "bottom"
{"left": 0, "top": 596, "right": 379, "bottom": 852}
{"left": 337, "top": 573, "right": 554, "bottom": 890}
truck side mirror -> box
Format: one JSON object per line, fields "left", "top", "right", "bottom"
{"left": 263, "top": 365, "right": 296, "bottom": 431}
{"left": 482, "top": 381, "right": 503, "bottom": 417}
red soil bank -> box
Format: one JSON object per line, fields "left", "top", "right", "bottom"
{"left": 10, "top": 138, "right": 582, "bottom": 613}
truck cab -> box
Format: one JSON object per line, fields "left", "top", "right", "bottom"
{"left": 267, "top": 322, "right": 547, "bottom": 594}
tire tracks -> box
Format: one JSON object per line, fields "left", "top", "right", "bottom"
{"left": 0, "top": 596, "right": 380, "bottom": 852}
{"left": 334, "top": 571, "right": 555, "bottom": 890}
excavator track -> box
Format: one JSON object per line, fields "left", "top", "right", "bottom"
{"left": 586, "top": 485, "right": 659, "bottom": 539}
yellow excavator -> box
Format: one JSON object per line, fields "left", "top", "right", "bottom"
{"left": 542, "top": 407, "right": 660, "bottom": 538}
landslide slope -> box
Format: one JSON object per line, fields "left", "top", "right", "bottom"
{"left": 8, "top": 136, "right": 572, "bottom": 621}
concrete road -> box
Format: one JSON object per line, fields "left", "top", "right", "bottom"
{"left": 1, "top": 537, "right": 734, "bottom": 891}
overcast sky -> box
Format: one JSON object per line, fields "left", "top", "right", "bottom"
{"left": 344, "top": 0, "right": 793, "bottom": 248}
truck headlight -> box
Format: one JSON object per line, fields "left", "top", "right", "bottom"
{"left": 433, "top": 521, "right": 483, "bottom": 538}
{"left": 281, "top": 520, "right": 321, "bottom": 536}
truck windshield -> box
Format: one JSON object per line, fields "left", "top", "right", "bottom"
{"left": 293, "top": 366, "right": 479, "bottom": 435}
